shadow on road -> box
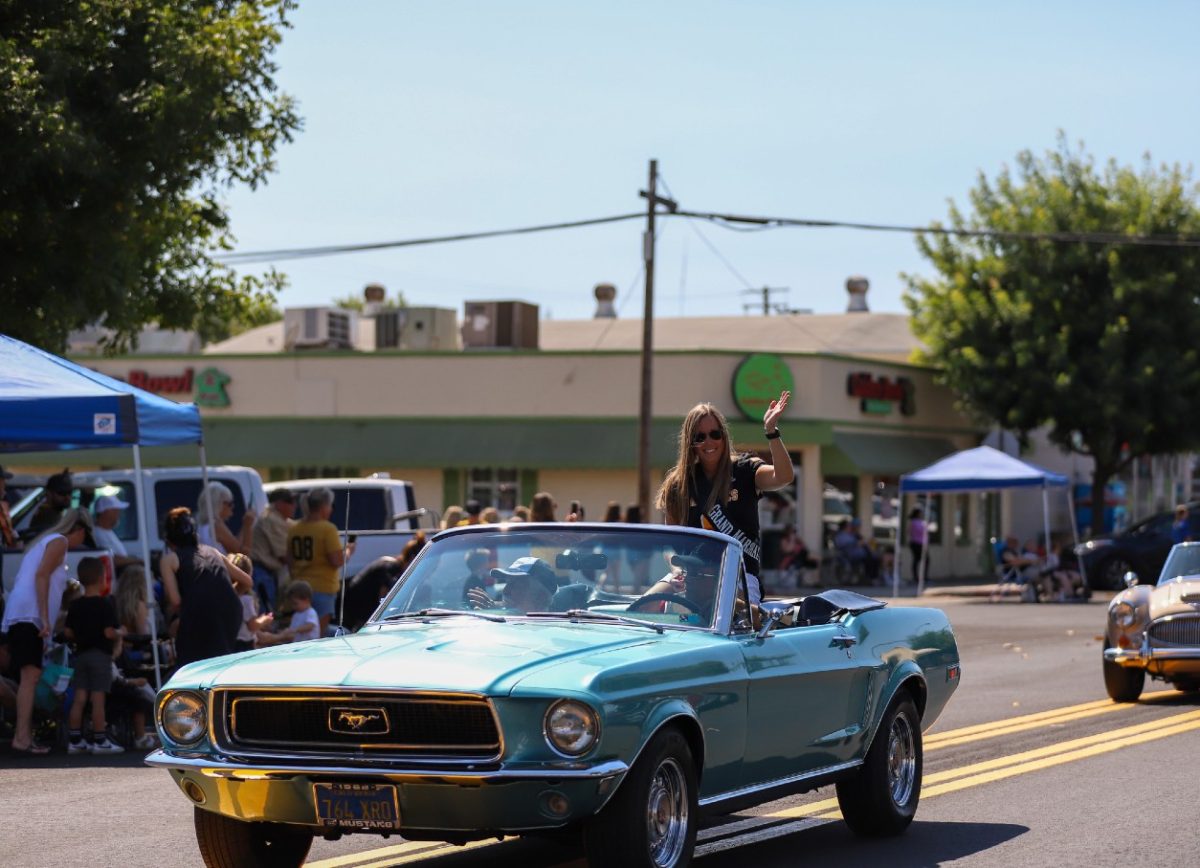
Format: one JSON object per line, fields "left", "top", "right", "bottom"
{"left": 702, "top": 820, "right": 1029, "bottom": 868}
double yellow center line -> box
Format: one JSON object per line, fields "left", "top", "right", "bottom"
{"left": 309, "top": 691, "right": 1198, "bottom": 867}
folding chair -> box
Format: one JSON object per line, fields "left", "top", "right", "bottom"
{"left": 988, "top": 539, "right": 1037, "bottom": 602}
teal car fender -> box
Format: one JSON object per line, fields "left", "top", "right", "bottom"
{"left": 856, "top": 606, "right": 960, "bottom": 751}
{"left": 507, "top": 628, "right": 750, "bottom": 800}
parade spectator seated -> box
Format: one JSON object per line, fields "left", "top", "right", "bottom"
{"left": 833, "top": 518, "right": 880, "bottom": 582}
{"left": 286, "top": 581, "right": 321, "bottom": 642}
{"left": 106, "top": 660, "right": 157, "bottom": 750}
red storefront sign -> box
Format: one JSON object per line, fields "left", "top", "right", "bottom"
{"left": 127, "top": 368, "right": 195, "bottom": 394}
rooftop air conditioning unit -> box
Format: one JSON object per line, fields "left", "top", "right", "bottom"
{"left": 461, "top": 300, "right": 539, "bottom": 350}
{"left": 375, "top": 307, "right": 460, "bottom": 350}
{"left": 283, "top": 307, "right": 356, "bottom": 350}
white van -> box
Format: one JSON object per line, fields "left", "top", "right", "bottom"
{"left": 6, "top": 465, "right": 266, "bottom": 565}
{"left": 262, "top": 476, "right": 426, "bottom": 532}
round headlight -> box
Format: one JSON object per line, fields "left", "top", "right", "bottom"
{"left": 159, "top": 691, "right": 208, "bottom": 746}
{"left": 1111, "top": 602, "right": 1137, "bottom": 628}
{"left": 544, "top": 700, "right": 599, "bottom": 757}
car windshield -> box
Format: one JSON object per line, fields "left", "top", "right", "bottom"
{"left": 374, "top": 526, "right": 729, "bottom": 631}
{"left": 1158, "top": 545, "right": 1200, "bottom": 584}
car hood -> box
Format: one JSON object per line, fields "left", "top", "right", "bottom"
{"left": 1150, "top": 579, "right": 1200, "bottom": 620}
{"left": 172, "top": 619, "right": 663, "bottom": 696}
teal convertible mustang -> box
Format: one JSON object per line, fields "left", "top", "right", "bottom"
{"left": 149, "top": 524, "right": 960, "bottom": 868}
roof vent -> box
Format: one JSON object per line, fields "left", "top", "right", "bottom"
{"left": 593, "top": 283, "right": 617, "bottom": 318}
{"left": 846, "top": 276, "right": 870, "bottom": 313}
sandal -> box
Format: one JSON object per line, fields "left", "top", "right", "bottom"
{"left": 10, "top": 741, "right": 52, "bottom": 757}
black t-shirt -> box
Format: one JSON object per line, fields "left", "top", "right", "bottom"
{"left": 686, "top": 454, "right": 764, "bottom": 575}
{"left": 66, "top": 595, "right": 119, "bottom": 655}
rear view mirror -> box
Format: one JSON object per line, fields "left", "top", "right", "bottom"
{"left": 556, "top": 551, "right": 608, "bottom": 571}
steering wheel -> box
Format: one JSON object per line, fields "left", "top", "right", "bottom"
{"left": 626, "top": 593, "right": 704, "bottom": 614}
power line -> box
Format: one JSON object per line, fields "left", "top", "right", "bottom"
{"left": 674, "top": 208, "right": 1200, "bottom": 249}
{"left": 217, "top": 212, "right": 644, "bottom": 263}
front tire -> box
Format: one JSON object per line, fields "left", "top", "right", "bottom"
{"left": 584, "top": 727, "right": 698, "bottom": 868}
{"left": 1102, "top": 645, "right": 1144, "bottom": 702}
{"left": 194, "top": 807, "right": 313, "bottom": 868}
{"left": 836, "top": 695, "right": 922, "bottom": 837}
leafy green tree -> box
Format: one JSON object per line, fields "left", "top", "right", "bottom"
{"left": 905, "top": 139, "right": 1200, "bottom": 536}
{"left": 0, "top": 0, "right": 300, "bottom": 352}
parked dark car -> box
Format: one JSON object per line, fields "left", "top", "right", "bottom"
{"left": 1077, "top": 502, "right": 1200, "bottom": 590}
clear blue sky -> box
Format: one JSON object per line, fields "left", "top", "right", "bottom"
{"left": 224, "top": 0, "right": 1200, "bottom": 321}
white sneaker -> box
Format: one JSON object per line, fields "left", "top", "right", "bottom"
{"left": 89, "top": 738, "right": 125, "bottom": 755}
{"left": 133, "top": 734, "right": 158, "bottom": 750}
{"left": 67, "top": 740, "right": 91, "bottom": 755}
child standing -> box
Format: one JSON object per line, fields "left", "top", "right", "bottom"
{"left": 64, "top": 557, "right": 124, "bottom": 755}
{"left": 286, "top": 581, "right": 320, "bottom": 642}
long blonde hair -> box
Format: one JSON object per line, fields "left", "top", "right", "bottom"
{"left": 114, "top": 564, "right": 148, "bottom": 633}
{"left": 656, "top": 403, "right": 734, "bottom": 525}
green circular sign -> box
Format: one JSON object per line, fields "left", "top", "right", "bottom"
{"left": 732, "top": 353, "right": 794, "bottom": 422}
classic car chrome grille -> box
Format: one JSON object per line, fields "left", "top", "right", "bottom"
{"left": 220, "top": 691, "right": 501, "bottom": 758}
{"left": 1148, "top": 616, "right": 1200, "bottom": 647}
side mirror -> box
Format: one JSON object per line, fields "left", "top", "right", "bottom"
{"left": 1123, "top": 571, "right": 1139, "bottom": 588}
{"left": 331, "top": 625, "right": 350, "bottom": 638}
{"left": 756, "top": 601, "right": 793, "bottom": 639}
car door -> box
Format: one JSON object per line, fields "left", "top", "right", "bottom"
{"left": 737, "top": 613, "right": 873, "bottom": 784}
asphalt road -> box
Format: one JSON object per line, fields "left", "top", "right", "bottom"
{"left": 3, "top": 596, "right": 1197, "bottom": 868}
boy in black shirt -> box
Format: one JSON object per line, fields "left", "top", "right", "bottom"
{"left": 64, "top": 557, "right": 124, "bottom": 754}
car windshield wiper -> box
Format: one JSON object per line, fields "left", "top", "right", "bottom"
{"left": 380, "top": 608, "right": 507, "bottom": 623}
{"left": 525, "top": 609, "right": 665, "bottom": 634}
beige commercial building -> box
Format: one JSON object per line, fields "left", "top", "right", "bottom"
{"left": 24, "top": 306, "right": 1010, "bottom": 586}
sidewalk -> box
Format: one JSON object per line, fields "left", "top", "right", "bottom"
{"left": 774, "top": 573, "right": 1113, "bottom": 602}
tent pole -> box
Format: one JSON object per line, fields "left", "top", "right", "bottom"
{"left": 918, "top": 492, "right": 931, "bottom": 596}
{"left": 199, "top": 443, "right": 215, "bottom": 548}
{"left": 893, "top": 486, "right": 904, "bottom": 598}
{"left": 1041, "top": 483, "right": 1052, "bottom": 593}
{"left": 132, "top": 445, "right": 162, "bottom": 690}
{"left": 1067, "top": 486, "right": 1085, "bottom": 591}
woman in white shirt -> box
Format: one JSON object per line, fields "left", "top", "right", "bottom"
{"left": 2, "top": 508, "right": 95, "bottom": 755}
{"left": 195, "top": 481, "right": 254, "bottom": 555}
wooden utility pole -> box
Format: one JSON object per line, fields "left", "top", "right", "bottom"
{"left": 636, "top": 159, "right": 658, "bottom": 524}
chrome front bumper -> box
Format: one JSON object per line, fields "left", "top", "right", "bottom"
{"left": 146, "top": 749, "right": 628, "bottom": 832}
{"left": 1104, "top": 646, "right": 1200, "bottom": 667}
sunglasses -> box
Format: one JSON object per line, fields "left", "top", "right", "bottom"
{"left": 691, "top": 429, "right": 724, "bottom": 444}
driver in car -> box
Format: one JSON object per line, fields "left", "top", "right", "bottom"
{"left": 466, "top": 557, "right": 560, "bottom": 614}
{"left": 636, "top": 550, "right": 722, "bottom": 624}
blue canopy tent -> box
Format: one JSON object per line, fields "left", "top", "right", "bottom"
{"left": 1, "top": 334, "right": 210, "bottom": 686}
{"left": 894, "top": 445, "right": 1079, "bottom": 597}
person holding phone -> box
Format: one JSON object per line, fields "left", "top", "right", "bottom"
{"left": 656, "top": 394, "right": 793, "bottom": 605}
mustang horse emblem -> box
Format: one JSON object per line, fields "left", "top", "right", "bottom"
{"left": 328, "top": 706, "right": 389, "bottom": 734}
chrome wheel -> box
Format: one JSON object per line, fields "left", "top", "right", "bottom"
{"left": 646, "top": 757, "right": 689, "bottom": 867}
{"left": 887, "top": 713, "right": 917, "bottom": 807}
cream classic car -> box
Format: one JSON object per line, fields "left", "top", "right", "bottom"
{"left": 1103, "top": 542, "right": 1200, "bottom": 701}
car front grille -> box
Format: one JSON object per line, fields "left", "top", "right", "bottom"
{"left": 1148, "top": 616, "right": 1200, "bottom": 647}
{"left": 218, "top": 691, "right": 502, "bottom": 759}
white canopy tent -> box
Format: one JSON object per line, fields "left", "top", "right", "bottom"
{"left": 894, "top": 445, "right": 1079, "bottom": 597}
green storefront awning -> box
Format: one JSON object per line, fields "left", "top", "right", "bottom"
{"left": 823, "top": 431, "right": 956, "bottom": 478}
{"left": 7, "top": 416, "right": 834, "bottom": 471}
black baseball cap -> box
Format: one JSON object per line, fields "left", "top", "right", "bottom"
{"left": 490, "top": 557, "right": 560, "bottom": 594}
{"left": 46, "top": 468, "right": 73, "bottom": 495}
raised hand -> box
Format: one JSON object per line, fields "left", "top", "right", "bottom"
{"left": 763, "top": 390, "right": 790, "bottom": 432}
{"left": 466, "top": 587, "right": 499, "bottom": 610}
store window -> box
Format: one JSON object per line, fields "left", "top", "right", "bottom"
{"left": 872, "top": 477, "right": 899, "bottom": 546}
{"left": 954, "top": 494, "right": 971, "bottom": 546}
{"left": 822, "top": 475, "right": 857, "bottom": 551}
{"left": 467, "top": 468, "right": 519, "bottom": 515}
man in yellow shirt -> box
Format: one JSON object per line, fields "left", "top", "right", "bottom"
{"left": 286, "top": 488, "right": 351, "bottom": 634}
